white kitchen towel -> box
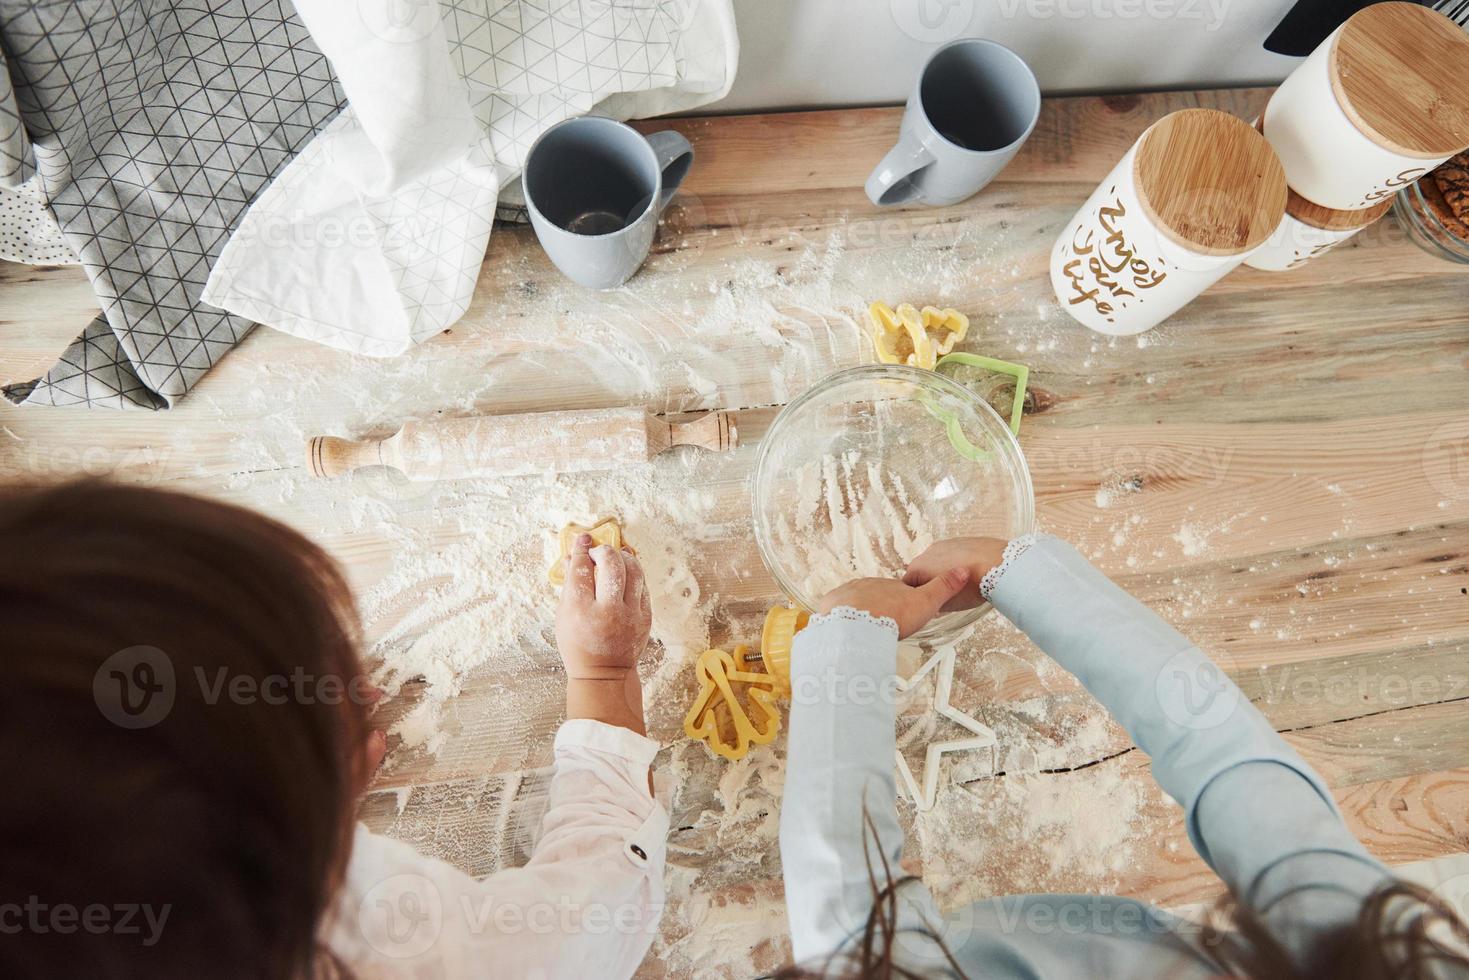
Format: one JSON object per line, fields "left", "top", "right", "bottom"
{"left": 204, "top": 0, "right": 738, "bottom": 357}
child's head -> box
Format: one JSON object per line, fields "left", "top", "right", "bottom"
{"left": 0, "top": 480, "right": 371, "bottom": 978}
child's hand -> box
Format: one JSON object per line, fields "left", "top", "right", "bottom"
{"left": 555, "top": 535, "right": 652, "bottom": 735}
{"left": 816, "top": 568, "right": 970, "bottom": 639}
{"left": 555, "top": 535, "right": 652, "bottom": 679}
{"left": 902, "top": 537, "right": 1009, "bottom": 612}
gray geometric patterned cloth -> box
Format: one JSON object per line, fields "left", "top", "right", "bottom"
{"left": 0, "top": 48, "right": 30, "bottom": 187}
{"left": 0, "top": 0, "right": 343, "bottom": 409}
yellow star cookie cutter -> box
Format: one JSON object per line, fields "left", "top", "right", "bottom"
{"left": 759, "top": 605, "right": 810, "bottom": 696}
{"left": 683, "top": 646, "right": 782, "bottom": 761}
{"left": 546, "top": 517, "right": 636, "bottom": 586}
{"left": 867, "top": 301, "right": 970, "bottom": 370}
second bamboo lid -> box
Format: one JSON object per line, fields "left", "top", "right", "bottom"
{"left": 1134, "top": 109, "right": 1288, "bottom": 256}
{"left": 1286, "top": 187, "right": 1393, "bottom": 231}
{"left": 1331, "top": 2, "right": 1469, "bottom": 159}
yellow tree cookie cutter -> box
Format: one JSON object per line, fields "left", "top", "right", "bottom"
{"left": 546, "top": 517, "right": 636, "bottom": 586}
{"left": 683, "top": 646, "right": 782, "bottom": 761}
{"left": 684, "top": 606, "right": 811, "bottom": 761}
{"left": 867, "top": 301, "right": 970, "bottom": 371}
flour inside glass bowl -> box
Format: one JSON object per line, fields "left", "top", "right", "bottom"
{"left": 753, "top": 365, "right": 1034, "bottom": 645}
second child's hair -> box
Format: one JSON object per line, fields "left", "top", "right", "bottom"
{"left": 0, "top": 481, "right": 371, "bottom": 979}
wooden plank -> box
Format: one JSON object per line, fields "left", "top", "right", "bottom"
{"left": 628, "top": 89, "right": 1277, "bottom": 198}
{"left": 912, "top": 753, "right": 1469, "bottom": 919}
{"left": 1106, "top": 763, "right": 1469, "bottom": 914}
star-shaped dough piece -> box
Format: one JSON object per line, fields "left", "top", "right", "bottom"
{"left": 546, "top": 517, "right": 635, "bottom": 586}
{"left": 894, "top": 647, "right": 996, "bottom": 811}
{"left": 684, "top": 646, "right": 782, "bottom": 761}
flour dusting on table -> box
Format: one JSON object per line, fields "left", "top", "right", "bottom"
{"left": 358, "top": 461, "right": 724, "bottom": 755}
{"left": 198, "top": 214, "right": 1163, "bottom": 978}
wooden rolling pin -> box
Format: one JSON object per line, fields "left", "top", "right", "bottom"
{"left": 307, "top": 407, "right": 737, "bottom": 481}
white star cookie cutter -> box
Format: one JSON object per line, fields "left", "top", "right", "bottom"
{"left": 894, "top": 644, "right": 997, "bottom": 811}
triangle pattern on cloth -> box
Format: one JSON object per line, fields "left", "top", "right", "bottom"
{"left": 0, "top": 0, "right": 344, "bottom": 409}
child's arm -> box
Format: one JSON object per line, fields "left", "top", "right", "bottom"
{"left": 779, "top": 571, "right": 970, "bottom": 966}
{"left": 331, "top": 730, "right": 664, "bottom": 978}
{"left": 328, "top": 537, "right": 665, "bottom": 978}
{"left": 556, "top": 535, "right": 652, "bottom": 738}
{"left": 911, "top": 534, "right": 1393, "bottom": 966}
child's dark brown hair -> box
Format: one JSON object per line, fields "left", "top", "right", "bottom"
{"left": 0, "top": 480, "right": 371, "bottom": 979}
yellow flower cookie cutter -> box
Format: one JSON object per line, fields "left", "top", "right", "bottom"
{"left": 757, "top": 605, "right": 810, "bottom": 695}
{"left": 683, "top": 645, "right": 782, "bottom": 761}
{"left": 546, "top": 517, "right": 635, "bottom": 586}
{"left": 867, "top": 301, "right": 970, "bottom": 371}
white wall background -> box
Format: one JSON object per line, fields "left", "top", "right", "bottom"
{"left": 708, "top": 0, "right": 1306, "bottom": 112}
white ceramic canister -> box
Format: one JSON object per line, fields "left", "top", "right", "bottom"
{"left": 1262, "top": 2, "right": 1469, "bottom": 211}
{"left": 1051, "top": 109, "right": 1287, "bottom": 336}
{"left": 1244, "top": 187, "right": 1392, "bottom": 271}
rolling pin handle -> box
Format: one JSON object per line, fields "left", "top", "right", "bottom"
{"left": 667, "top": 411, "right": 738, "bottom": 453}
{"left": 308, "top": 435, "right": 381, "bottom": 479}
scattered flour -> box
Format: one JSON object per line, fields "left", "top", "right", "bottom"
{"left": 1173, "top": 522, "right": 1211, "bottom": 557}
{"left": 195, "top": 214, "right": 1163, "bottom": 978}
{"left": 1171, "top": 512, "right": 1244, "bottom": 558}
{"left": 359, "top": 461, "right": 724, "bottom": 753}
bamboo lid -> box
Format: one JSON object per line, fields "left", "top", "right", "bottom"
{"left": 1134, "top": 109, "right": 1288, "bottom": 256}
{"left": 1285, "top": 187, "right": 1393, "bottom": 230}
{"left": 1330, "top": 2, "right": 1469, "bottom": 159}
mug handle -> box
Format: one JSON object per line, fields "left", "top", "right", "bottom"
{"left": 866, "top": 135, "right": 935, "bottom": 207}
{"left": 647, "top": 130, "right": 694, "bottom": 213}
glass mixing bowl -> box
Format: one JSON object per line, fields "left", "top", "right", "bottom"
{"left": 752, "top": 364, "right": 1035, "bottom": 645}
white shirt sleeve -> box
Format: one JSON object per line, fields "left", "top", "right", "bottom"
{"left": 324, "top": 719, "right": 668, "bottom": 979}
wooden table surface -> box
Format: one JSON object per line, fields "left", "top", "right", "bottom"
{"left": 2, "top": 86, "right": 1467, "bottom": 976}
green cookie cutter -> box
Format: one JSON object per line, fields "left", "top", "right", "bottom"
{"left": 919, "top": 353, "right": 1030, "bottom": 462}
{"left": 936, "top": 353, "right": 1029, "bottom": 436}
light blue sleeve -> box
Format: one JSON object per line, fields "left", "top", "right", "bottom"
{"left": 987, "top": 535, "right": 1391, "bottom": 959}
{"left": 778, "top": 605, "right": 1213, "bottom": 977}
{"left": 778, "top": 536, "right": 1394, "bottom": 976}
{"left": 778, "top": 608, "right": 950, "bottom": 966}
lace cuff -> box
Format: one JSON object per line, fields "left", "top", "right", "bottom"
{"left": 807, "top": 606, "right": 899, "bottom": 637}
{"left": 979, "top": 532, "right": 1046, "bottom": 601}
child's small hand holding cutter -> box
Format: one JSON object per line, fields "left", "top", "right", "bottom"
{"left": 555, "top": 534, "right": 654, "bottom": 734}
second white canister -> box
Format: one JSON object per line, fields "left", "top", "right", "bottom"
{"left": 1262, "top": 2, "right": 1469, "bottom": 211}
{"left": 1051, "top": 108, "right": 1287, "bottom": 336}
{"left": 1244, "top": 189, "right": 1392, "bottom": 271}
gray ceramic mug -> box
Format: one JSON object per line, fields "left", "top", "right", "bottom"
{"left": 866, "top": 39, "right": 1040, "bottom": 208}
{"left": 524, "top": 117, "right": 693, "bottom": 289}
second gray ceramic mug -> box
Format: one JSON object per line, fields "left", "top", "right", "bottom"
{"left": 866, "top": 39, "right": 1040, "bottom": 208}
{"left": 525, "top": 116, "right": 694, "bottom": 289}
